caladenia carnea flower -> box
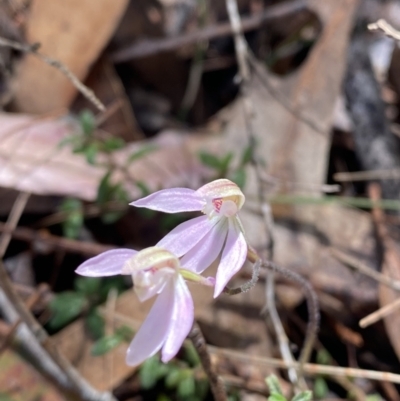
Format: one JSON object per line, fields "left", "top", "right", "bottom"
{"left": 75, "top": 247, "right": 214, "bottom": 366}
{"left": 131, "top": 179, "right": 248, "bottom": 297}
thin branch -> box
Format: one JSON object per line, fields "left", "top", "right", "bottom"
{"left": 208, "top": 346, "right": 400, "bottom": 384}
{"left": 368, "top": 19, "right": 400, "bottom": 41}
{"left": 0, "top": 36, "right": 105, "bottom": 111}
{"left": 111, "top": 0, "right": 307, "bottom": 62}
{"left": 359, "top": 297, "right": 400, "bottom": 328}
{"left": 188, "top": 323, "right": 228, "bottom": 401}
{"left": 331, "top": 247, "right": 400, "bottom": 292}
{"left": 334, "top": 168, "right": 400, "bottom": 182}
{"left": 0, "top": 191, "right": 30, "bottom": 258}
{"left": 262, "top": 261, "right": 320, "bottom": 373}
{"left": 0, "top": 221, "right": 115, "bottom": 256}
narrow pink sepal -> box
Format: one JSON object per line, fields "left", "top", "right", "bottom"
{"left": 157, "top": 215, "right": 216, "bottom": 257}
{"left": 130, "top": 188, "right": 204, "bottom": 213}
{"left": 161, "top": 275, "right": 194, "bottom": 362}
{"left": 126, "top": 278, "right": 175, "bottom": 366}
{"left": 75, "top": 249, "right": 137, "bottom": 277}
{"left": 213, "top": 219, "right": 248, "bottom": 297}
{"left": 180, "top": 218, "right": 228, "bottom": 273}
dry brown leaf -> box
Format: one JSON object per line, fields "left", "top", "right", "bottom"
{"left": 0, "top": 113, "right": 217, "bottom": 200}
{"left": 11, "top": 0, "right": 129, "bottom": 113}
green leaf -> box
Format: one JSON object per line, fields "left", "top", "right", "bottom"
{"left": 313, "top": 376, "right": 328, "bottom": 399}
{"left": 83, "top": 143, "right": 99, "bottom": 165}
{"left": 268, "top": 394, "right": 287, "bottom": 401}
{"left": 115, "top": 325, "right": 134, "bottom": 341}
{"left": 219, "top": 152, "right": 233, "bottom": 176}
{"left": 74, "top": 277, "right": 101, "bottom": 296}
{"left": 79, "top": 109, "right": 96, "bottom": 137}
{"left": 103, "top": 137, "right": 125, "bottom": 152}
{"left": 128, "top": 145, "right": 158, "bottom": 164}
{"left": 177, "top": 374, "right": 195, "bottom": 399}
{"left": 316, "top": 349, "right": 331, "bottom": 365}
{"left": 85, "top": 309, "right": 105, "bottom": 340}
{"left": 230, "top": 167, "right": 246, "bottom": 189}
{"left": 291, "top": 391, "right": 313, "bottom": 401}
{"left": 165, "top": 367, "right": 183, "bottom": 389}
{"left": 199, "top": 151, "right": 222, "bottom": 170}
{"left": 59, "top": 198, "right": 84, "bottom": 239}
{"left": 140, "top": 356, "right": 169, "bottom": 389}
{"left": 366, "top": 394, "right": 383, "bottom": 401}
{"left": 266, "top": 375, "right": 283, "bottom": 395}
{"left": 48, "top": 292, "right": 87, "bottom": 330}
{"left": 97, "top": 172, "right": 113, "bottom": 205}
{"left": 91, "top": 333, "right": 124, "bottom": 356}
{"left": 184, "top": 342, "right": 200, "bottom": 367}
{"left": 240, "top": 145, "right": 253, "bottom": 166}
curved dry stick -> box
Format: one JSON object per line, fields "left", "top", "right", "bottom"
{"left": 188, "top": 323, "right": 228, "bottom": 401}
{"left": 262, "top": 261, "right": 320, "bottom": 373}
{"left": 223, "top": 258, "right": 261, "bottom": 295}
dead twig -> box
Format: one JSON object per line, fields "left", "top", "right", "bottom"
{"left": 0, "top": 191, "right": 30, "bottom": 258}
{"left": 359, "top": 297, "right": 400, "bottom": 328}
{"left": 368, "top": 19, "right": 400, "bottom": 41}
{"left": 0, "top": 36, "right": 105, "bottom": 111}
{"left": 111, "top": 0, "right": 307, "bottom": 62}
{"left": 334, "top": 169, "right": 400, "bottom": 182}
{"left": 0, "top": 221, "right": 115, "bottom": 256}
{"left": 189, "top": 323, "right": 228, "bottom": 401}
{"left": 208, "top": 346, "right": 400, "bottom": 384}
{"left": 331, "top": 247, "right": 400, "bottom": 292}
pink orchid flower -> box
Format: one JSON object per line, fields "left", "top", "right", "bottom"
{"left": 131, "top": 179, "right": 248, "bottom": 297}
{"left": 76, "top": 247, "right": 213, "bottom": 366}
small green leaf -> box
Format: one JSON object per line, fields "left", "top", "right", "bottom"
{"left": 316, "top": 349, "right": 331, "bottom": 365}
{"left": 199, "top": 151, "right": 222, "bottom": 170}
{"left": 219, "top": 152, "right": 233, "bottom": 176}
{"left": 103, "top": 137, "right": 125, "bottom": 152}
{"left": 85, "top": 309, "right": 105, "bottom": 340}
{"left": 74, "top": 277, "right": 101, "bottom": 296}
{"left": 48, "top": 292, "right": 87, "bottom": 330}
{"left": 177, "top": 374, "right": 195, "bottom": 399}
{"left": 266, "top": 375, "right": 283, "bottom": 395}
{"left": 240, "top": 145, "right": 253, "bottom": 166}
{"left": 140, "top": 356, "right": 169, "bottom": 389}
{"left": 115, "top": 325, "right": 134, "bottom": 341}
{"left": 128, "top": 145, "right": 158, "bottom": 164}
{"left": 84, "top": 143, "right": 99, "bottom": 165}
{"left": 291, "top": 391, "right": 313, "bottom": 401}
{"left": 79, "top": 109, "right": 96, "bottom": 137}
{"left": 91, "top": 333, "right": 124, "bottom": 356}
{"left": 59, "top": 198, "right": 84, "bottom": 239}
{"left": 165, "top": 367, "right": 183, "bottom": 389}
{"left": 314, "top": 376, "right": 328, "bottom": 399}
{"left": 366, "top": 394, "right": 383, "bottom": 401}
{"left": 268, "top": 394, "right": 287, "bottom": 401}
{"left": 230, "top": 167, "right": 246, "bottom": 189}
{"left": 184, "top": 342, "right": 200, "bottom": 367}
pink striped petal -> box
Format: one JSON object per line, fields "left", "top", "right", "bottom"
{"left": 126, "top": 278, "right": 175, "bottom": 366}
{"left": 180, "top": 219, "right": 228, "bottom": 273}
{"left": 157, "top": 215, "right": 217, "bottom": 257}
{"left": 75, "top": 249, "right": 137, "bottom": 277}
{"left": 130, "top": 188, "right": 204, "bottom": 213}
{"left": 161, "top": 275, "right": 194, "bottom": 362}
{"left": 214, "top": 219, "right": 248, "bottom": 297}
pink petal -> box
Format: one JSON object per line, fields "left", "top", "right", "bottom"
{"left": 214, "top": 219, "right": 248, "bottom": 297}
{"left": 157, "top": 215, "right": 216, "bottom": 257}
{"left": 126, "top": 278, "right": 175, "bottom": 366}
{"left": 161, "top": 275, "right": 194, "bottom": 362}
{"left": 130, "top": 188, "right": 204, "bottom": 213}
{"left": 75, "top": 249, "right": 137, "bottom": 277}
{"left": 180, "top": 219, "right": 228, "bottom": 273}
